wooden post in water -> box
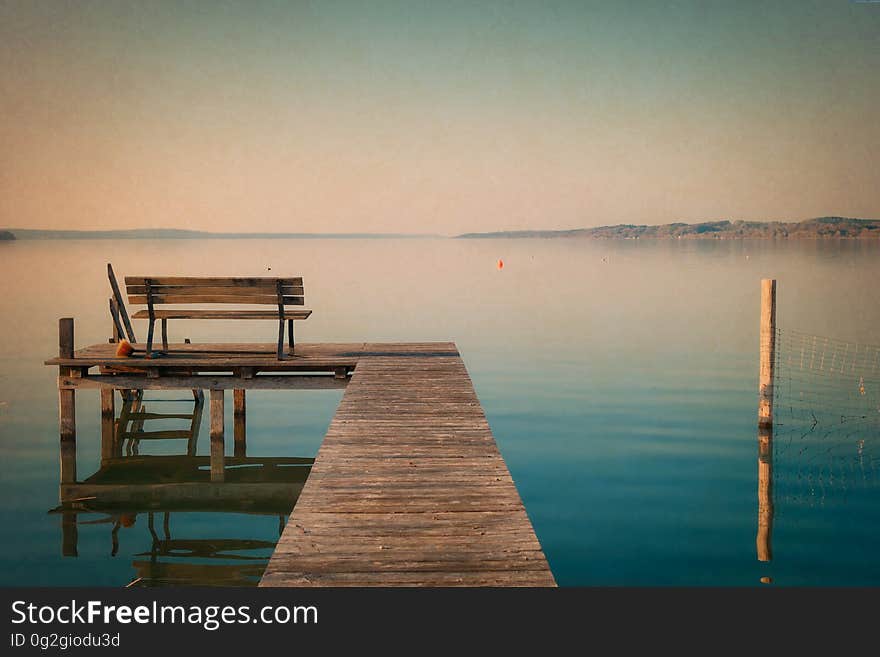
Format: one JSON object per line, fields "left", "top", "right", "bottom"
{"left": 210, "top": 390, "right": 225, "bottom": 482}
{"left": 58, "top": 318, "right": 76, "bottom": 484}
{"left": 233, "top": 389, "right": 246, "bottom": 457}
{"left": 758, "top": 279, "right": 776, "bottom": 428}
{"left": 756, "top": 279, "right": 776, "bottom": 563}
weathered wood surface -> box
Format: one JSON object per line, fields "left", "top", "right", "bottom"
{"left": 125, "top": 276, "right": 303, "bottom": 288}
{"left": 46, "top": 342, "right": 362, "bottom": 369}
{"left": 46, "top": 337, "right": 552, "bottom": 585}
{"left": 118, "top": 273, "right": 310, "bottom": 357}
{"left": 128, "top": 295, "right": 305, "bottom": 306}
{"left": 59, "top": 374, "right": 350, "bottom": 391}
{"left": 260, "top": 343, "right": 555, "bottom": 587}
{"left": 758, "top": 279, "right": 776, "bottom": 428}
{"left": 130, "top": 309, "right": 312, "bottom": 320}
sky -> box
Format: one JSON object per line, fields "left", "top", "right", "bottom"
{"left": 1, "top": 0, "right": 878, "bottom": 235}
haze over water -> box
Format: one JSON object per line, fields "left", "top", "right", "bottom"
{"left": 0, "top": 238, "right": 878, "bottom": 586}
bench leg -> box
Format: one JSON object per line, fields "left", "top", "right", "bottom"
{"left": 161, "top": 318, "right": 168, "bottom": 351}
{"left": 288, "top": 319, "right": 295, "bottom": 354}
{"left": 277, "top": 318, "right": 285, "bottom": 360}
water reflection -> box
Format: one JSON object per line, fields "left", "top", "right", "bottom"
{"left": 756, "top": 424, "right": 773, "bottom": 564}
{"left": 755, "top": 320, "right": 880, "bottom": 584}
{"left": 50, "top": 392, "right": 312, "bottom": 586}
{"left": 4, "top": 239, "right": 879, "bottom": 586}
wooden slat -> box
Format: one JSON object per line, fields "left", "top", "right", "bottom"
{"left": 59, "top": 374, "right": 349, "bottom": 391}
{"left": 126, "top": 285, "right": 304, "bottom": 296}
{"left": 130, "top": 309, "right": 311, "bottom": 319}
{"left": 127, "top": 294, "right": 305, "bottom": 305}
{"left": 125, "top": 276, "right": 302, "bottom": 287}
{"left": 259, "top": 342, "right": 555, "bottom": 588}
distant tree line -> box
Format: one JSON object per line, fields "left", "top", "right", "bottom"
{"left": 458, "top": 217, "right": 880, "bottom": 239}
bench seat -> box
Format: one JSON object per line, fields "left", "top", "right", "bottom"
{"left": 112, "top": 271, "right": 312, "bottom": 359}
{"left": 132, "top": 309, "right": 312, "bottom": 321}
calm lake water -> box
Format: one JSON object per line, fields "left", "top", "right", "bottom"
{"left": 0, "top": 238, "right": 878, "bottom": 586}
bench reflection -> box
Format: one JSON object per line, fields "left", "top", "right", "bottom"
{"left": 52, "top": 392, "right": 313, "bottom": 587}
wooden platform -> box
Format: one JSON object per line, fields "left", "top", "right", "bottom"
{"left": 47, "top": 333, "right": 555, "bottom": 587}
{"left": 259, "top": 343, "right": 556, "bottom": 587}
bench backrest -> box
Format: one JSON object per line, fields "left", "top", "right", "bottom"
{"left": 124, "top": 277, "right": 305, "bottom": 306}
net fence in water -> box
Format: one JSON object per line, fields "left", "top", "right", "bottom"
{"left": 770, "top": 328, "right": 880, "bottom": 512}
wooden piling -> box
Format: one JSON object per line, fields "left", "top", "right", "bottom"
{"left": 210, "top": 390, "right": 225, "bottom": 482}
{"left": 758, "top": 279, "right": 776, "bottom": 428}
{"left": 233, "top": 389, "right": 246, "bottom": 457}
{"left": 756, "top": 279, "right": 776, "bottom": 562}
{"left": 58, "top": 318, "right": 76, "bottom": 483}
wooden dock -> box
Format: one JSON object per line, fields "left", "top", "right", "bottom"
{"left": 46, "top": 328, "right": 555, "bottom": 587}
{"left": 260, "top": 343, "right": 555, "bottom": 587}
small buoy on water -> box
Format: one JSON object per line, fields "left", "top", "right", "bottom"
{"left": 497, "top": 259, "right": 504, "bottom": 270}
{"left": 115, "top": 339, "right": 134, "bottom": 358}
{"left": 760, "top": 576, "right": 772, "bottom": 584}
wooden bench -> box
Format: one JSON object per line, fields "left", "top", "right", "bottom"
{"left": 111, "top": 270, "right": 311, "bottom": 359}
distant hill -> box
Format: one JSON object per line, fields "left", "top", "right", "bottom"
{"left": 458, "top": 217, "right": 880, "bottom": 239}
{"left": 5, "top": 217, "right": 879, "bottom": 240}
{"left": 3, "top": 229, "right": 434, "bottom": 240}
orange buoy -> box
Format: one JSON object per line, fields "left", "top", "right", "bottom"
{"left": 497, "top": 259, "right": 504, "bottom": 270}
{"left": 115, "top": 339, "right": 134, "bottom": 357}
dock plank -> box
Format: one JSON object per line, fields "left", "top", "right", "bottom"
{"left": 260, "top": 342, "right": 555, "bottom": 587}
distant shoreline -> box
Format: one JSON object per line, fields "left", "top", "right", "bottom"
{"left": 2, "top": 217, "right": 879, "bottom": 240}
{"left": 457, "top": 217, "right": 880, "bottom": 240}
